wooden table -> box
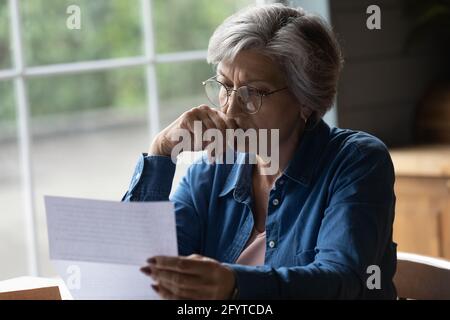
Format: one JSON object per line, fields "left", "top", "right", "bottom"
{"left": 389, "top": 145, "right": 450, "bottom": 259}
{"left": 0, "top": 276, "right": 72, "bottom": 300}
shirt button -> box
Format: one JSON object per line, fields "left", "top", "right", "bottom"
{"left": 269, "top": 240, "right": 276, "bottom": 248}
{"left": 278, "top": 179, "right": 285, "bottom": 185}
{"left": 272, "top": 198, "right": 279, "bottom": 206}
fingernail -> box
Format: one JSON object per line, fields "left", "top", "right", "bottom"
{"left": 147, "top": 257, "right": 156, "bottom": 264}
{"left": 140, "top": 266, "right": 152, "bottom": 275}
{"left": 151, "top": 284, "right": 159, "bottom": 292}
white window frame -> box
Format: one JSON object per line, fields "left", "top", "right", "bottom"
{"left": 1, "top": 0, "right": 265, "bottom": 277}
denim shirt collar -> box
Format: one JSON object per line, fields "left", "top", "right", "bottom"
{"left": 218, "top": 119, "right": 330, "bottom": 200}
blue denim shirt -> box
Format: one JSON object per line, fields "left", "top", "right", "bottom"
{"left": 122, "top": 119, "right": 397, "bottom": 299}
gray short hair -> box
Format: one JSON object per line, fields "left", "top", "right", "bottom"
{"left": 207, "top": 3, "right": 344, "bottom": 120}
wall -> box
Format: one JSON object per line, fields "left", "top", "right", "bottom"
{"left": 329, "top": 0, "right": 447, "bottom": 146}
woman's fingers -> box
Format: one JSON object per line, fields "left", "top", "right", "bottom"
{"left": 153, "top": 283, "right": 177, "bottom": 300}
{"left": 187, "top": 106, "right": 237, "bottom": 154}
{"left": 162, "top": 104, "right": 241, "bottom": 155}
{"left": 206, "top": 110, "right": 228, "bottom": 131}
{"left": 143, "top": 266, "right": 204, "bottom": 299}
{"left": 203, "top": 107, "right": 240, "bottom": 160}
{"left": 147, "top": 255, "right": 213, "bottom": 275}
{"left": 220, "top": 112, "right": 239, "bottom": 131}
{"left": 142, "top": 255, "right": 236, "bottom": 300}
{"left": 151, "top": 267, "right": 208, "bottom": 290}
{"left": 144, "top": 266, "right": 219, "bottom": 299}
{"left": 190, "top": 105, "right": 238, "bottom": 133}
{"left": 202, "top": 112, "right": 225, "bottom": 160}
{"left": 152, "top": 282, "right": 194, "bottom": 300}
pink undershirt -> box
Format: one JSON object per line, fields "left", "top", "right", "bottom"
{"left": 235, "top": 227, "right": 266, "bottom": 266}
{"left": 236, "top": 165, "right": 278, "bottom": 266}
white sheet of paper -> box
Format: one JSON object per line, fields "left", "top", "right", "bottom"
{"left": 45, "top": 196, "right": 178, "bottom": 300}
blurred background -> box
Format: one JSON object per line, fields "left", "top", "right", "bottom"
{"left": 0, "top": 0, "right": 449, "bottom": 281}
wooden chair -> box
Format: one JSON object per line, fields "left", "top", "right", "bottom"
{"left": 394, "top": 252, "right": 450, "bottom": 299}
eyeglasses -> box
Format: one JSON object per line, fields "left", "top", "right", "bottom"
{"left": 202, "top": 76, "right": 288, "bottom": 114}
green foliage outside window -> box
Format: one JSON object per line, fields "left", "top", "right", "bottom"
{"left": 0, "top": 0, "right": 252, "bottom": 126}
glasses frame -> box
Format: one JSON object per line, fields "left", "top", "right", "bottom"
{"left": 202, "top": 75, "right": 288, "bottom": 114}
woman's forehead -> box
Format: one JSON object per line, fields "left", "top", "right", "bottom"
{"left": 217, "top": 51, "right": 283, "bottom": 83}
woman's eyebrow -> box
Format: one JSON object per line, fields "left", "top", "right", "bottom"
{"left": 246, "top": 80, "right": 272, "bottom": 86}
{"left": 216, "top": 71, "right": 272, "bottom": 86}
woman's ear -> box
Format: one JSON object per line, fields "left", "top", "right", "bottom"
{"left": 301, "top": 106, "right": 313, "bottom": 123}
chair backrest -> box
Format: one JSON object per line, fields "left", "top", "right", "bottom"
{"left": 394, "top": 252, "right": 450, "bottom": 300}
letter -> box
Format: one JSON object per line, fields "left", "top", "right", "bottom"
{"left": 186, "top": 305, "right": 193, "bottom": 315}
{"left": 266, "top": 305, "right": 273, "bottom": 314}
{"left": 229, "top": 305, "right": 238, "bottom": 314}
{"left": 66, "top": 264, "right": 81, "bottom": 290}
{"left": 248, "top": 305, "right": 255, "bottom": 315}
{"left": 204, "top": 307, "right": 211, "bottom": 318}
{"left": 257, "top": 305, "right": 264, "bottom": 314}
{"left": 366, "top": 265, "right": 381, "bottom": 289}
{"left": 366, "top": 5, "right": 381, "bottom": 30}
{"left": 170, "top": 128, "right": 192, "bottom": 164}
{"left": 66, "top": 5, "right": 81, "bottom": 30}
{"left": 193, "top": 120, "right": 203, "bottom": 151}
{"left": 225, "top": 128, "right": 236, "bottom": 164}
{"left": 226, "top": 128, "right": 258, "bottom": 163}
{"left": 204, "top": 128, "right": 223, "bottom": 164}
{"left": 258, "top": 128, "right": 280, "bottom": 175}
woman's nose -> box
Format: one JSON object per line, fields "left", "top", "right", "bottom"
{"left": 223, "top": 90, "right": 242, "bottom": 115}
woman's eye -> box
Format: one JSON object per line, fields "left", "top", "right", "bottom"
{"left": 248, "top": 87, "right": 266, "bottom": 95}
{"left": 257, "top": 87, "right": 270, "bottom": 94}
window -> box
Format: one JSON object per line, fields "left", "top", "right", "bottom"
{"left": 21, "top": 0, "right": 143, "bottom": 65}
{"left": 154, "top": 0, "right": 252, "bottom": 53}
{"left": 0, "top": 0, "right": 257, "bottom": 279}
{"left": 0, "top": 80, "right": 28, "bottom": 279}
{"left": 0, "top": 1, "right": 12, "bottom": 69}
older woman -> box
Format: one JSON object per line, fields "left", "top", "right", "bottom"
{"left": 124, "top": 4, "right": 397, "bottom": 299}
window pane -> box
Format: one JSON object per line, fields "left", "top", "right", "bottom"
{"left": 157, "top": 60, "right": 214, "bottom": 127}
{"left": 28, "top": 68, "right": 147, "bottom": 117}
{"left": 153, "top": 0, "right": 254, "bottom": 53}
{"left": 21, "top": 0, "right": 143, "bottom": 66}
{"left": 27, "top": 68, "right": 150, "bottom": 276}
{"left": 0, "top": 0, "right": 12, "bottom": 69}
{"left": 0, "top": 81, "right": 28, "bottom": 280}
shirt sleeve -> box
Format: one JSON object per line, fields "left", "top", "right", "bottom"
{"left": 121, "top": 153, "right": 203, "bottom": 255}
{"left": 121, "top": 153, "right": 176, "bottom": 202}
{"left": 224, "top": 139, "right": 396, "bottom": 299}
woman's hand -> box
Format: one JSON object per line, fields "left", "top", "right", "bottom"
{"left": 149, "top": 105, "right": 238, "bottom": 157}
{"left": 140, "top": 254, "right": 236, "bottom": 300}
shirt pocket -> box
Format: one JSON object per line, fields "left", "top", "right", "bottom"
{"left": 294, "top": 249, "right": 317, "bottom": 266}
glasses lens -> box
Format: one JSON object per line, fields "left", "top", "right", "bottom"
{"left": 237, "top": 86, "right": 261, "bottom": 113}
{"left": 204, "top": 80, "right": 227, "bottom": 108}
